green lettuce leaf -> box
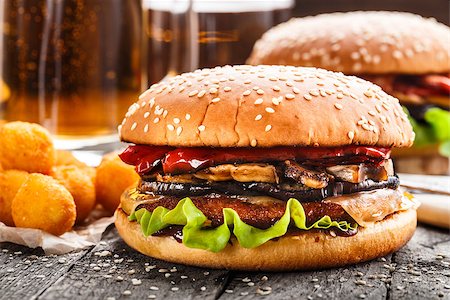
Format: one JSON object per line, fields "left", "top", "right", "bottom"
{"left": 131, "top": 198, "right": 357, "bottom": 253}
{"left": 404, "top": 107, "right": 450, "bottom": 157}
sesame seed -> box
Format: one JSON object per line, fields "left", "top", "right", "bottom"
{"left": 285, "top": 93, "right": 295, "bottom": 100}
{"left": 188, "top": 90, "right": 198, "bottom": 97}
{"left": 292, "top": 87, "right": 300, "bottom": 94}
{"left": 364, "top": 90, "right": 374, "bottom": 98}
{"left": 319, "top": 90, "right": 327, "bottom": 97}
{"left": 132, "top": 279, "right": 142, "bottom": 286}
{"left": 351, "top": 52, "right": 360, "bottom": 60}
{"left": 131, "top": 122, "right": 137, "bottom": 131}
{"left": 148, "top": 98, "right": 155, "bottom": 108}
{"left": 144, "top": 112, "right": 150, "bottom": 118}
{"left": 251, "top": 139, "right": 257, "bottom": 147}
{"left": 163, "top": 110, "right": 168, "bottom": 118}
{"left": 243, "top": 90, "right": 251, "bottom": 96}
{"left": 256, "top": 89, "right": 265, "bottom": 95}
{"left": 348, "top": 131, "right": 354, "bottom": 139}
{"left": 375, "top": 104, "right": 382, "bottom": 113}
{"left": 286, "top": 81, "right": 294, "bottom": 87}
{"left": 368, "top": 110, "right": 377, "bottom": 116}
{"left": 244, "top": 79, "right": 252, "bottom": 84}
{"left": 269, "top": 76, "right": 277, "bottom": 81}
{"left": 198, "top": 125, "right": 205, "bottom": 132}
{"left": 272, "top": 97, "right": 281, "bottom": 105}
{"left": 362, "top": 124, "right": 371, "bottom": 131}
{"left": 303, "top": 94, "right": 312, "bottom": 101}
{"left": 176, "top": 127, "right": 182, "bottom": 136}
{"left": 368, "top": 120, "right": 376, "bottom": 126}
{"left": 123, "top": 290, "right": 132, "bottom": 296}
{"left": 309, "top": 90, "right": 319, "bottom": 97}
{"left": 334, "top": 103, "right": 343, "bottom": 110}
{"left": 209, "top": 88, "right": 218, "bottom": 94}
{"left": 197, "top": 90, "right": 206, "bottom": 98}
{"left": 153, "top": 117, "right": 160, "bottom": 123}
{"left": 255, "top": 114, "right": 262, "bottom": 121}
{"left": 265, "top": 125, "right": 272, "bottom": 132}
{"left": 211, "top": 97, "right": 220, "bottom": 103}
{"left": 265, "top": 107, "right": 275, "bottom": 113}
{"left": 393, "top": 50, "right": 403, "bottom": 59}
{"left": 254, "top": 98, "right": 263, "bottom": 105}
{"left": 336, "top": 93, "right": 343, "bottom": 99}
{"left": 167, "top": 124, "right": 175, "bottom": 131}
{"left": 173, "top": 118, "right": 180, "bottom": 124}
{"left": 144, "top": 124, "right": 149, "bottom": 133}
{"left": 224, "top": 86, "right": 231, "bottom": 92}
{"left": 272, "top": 85, "right": 281, "bottom": 91}
{"left": 185, "top": 113, "right": 191, "bottom": 120}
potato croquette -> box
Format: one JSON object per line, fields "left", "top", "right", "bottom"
{"left": 12, "top": 174, "right": 76, "bottom": 236}
{"left": 96, "top": 153, "right": 139, "bottom": 214}
{"left": 52, "top": 166, "right": 96, "bottom": 224}
{"left": 0, "top": 170, "right": 29, "bottom": 226}
{"left": 0, "top": 122, "right": 55, "bottom": 174}
{"left": 55, "top": 150, "right": 88, "bottom": 168}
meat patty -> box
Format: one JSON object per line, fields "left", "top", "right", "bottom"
{"left": 135, "top": 194, "right": 354, "bottom": 229}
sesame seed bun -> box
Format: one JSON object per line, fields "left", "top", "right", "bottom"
{"left": 247, "top": 12, "right": 450, "bottom": 74}
{"left": 119, "top": 65, "right": 414, "bottom": 148}
{"left": 115, "top": 207, "right": 417, "bottom": 271}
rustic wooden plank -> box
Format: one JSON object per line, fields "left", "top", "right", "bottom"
{"left": 1, "top": 224, "right": 448, "bottom": 300}
{"left": 219, "top": 257, "right": 392, "bottom": 299}
{"left": 217, "top": 225, "right": 450, "bottom": 299}
{"left": 37, "top": 228, "right": 231, "bottom": 300}
{"left": 388, "top": 225, "right": 450, "bottom": 300}
{"left": 0, "top": 242, "right": 90, "bottom": 300}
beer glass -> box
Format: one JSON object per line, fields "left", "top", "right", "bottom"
{"left": 0, "top": 0, "right": 142, "bottom": 149}
{"left": 143, "top": 0, "right": 294, "bottom": 86}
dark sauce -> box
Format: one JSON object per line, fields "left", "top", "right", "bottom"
{"left": 150, "top": 225, "right": 358, "bottom": 244}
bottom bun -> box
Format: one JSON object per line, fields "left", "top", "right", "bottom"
{"left": 115, "top": 208, "right": 417, "bottom": 271}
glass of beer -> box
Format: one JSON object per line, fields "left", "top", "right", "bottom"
{"left": 0, "top": 0, "right": 142, "bottom": 149}
{"left": 143, "top": 0, "right": 294, "bottom": 86}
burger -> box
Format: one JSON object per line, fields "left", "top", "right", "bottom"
{"left": 115, "top": 65, "right": 418, "bottom": 271}
{"left": 248, "top": 11, "right": 450, "bottom": 175}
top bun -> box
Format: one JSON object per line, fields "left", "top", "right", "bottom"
{"left": 119, "top": 65, "right": 414, "bottom": 148}
{"left": 248, "top": 11, "right": 450, "bottom": 74}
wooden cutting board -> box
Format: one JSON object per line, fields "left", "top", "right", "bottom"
{"left": 399, "top": 174, "right": 450, "bottom": 229}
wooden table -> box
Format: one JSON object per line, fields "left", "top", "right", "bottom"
{"left": 1, "top": 224, "right": 449, "bottom": 300}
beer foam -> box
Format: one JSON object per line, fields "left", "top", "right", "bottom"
{"left": 143, "top": 0, "right": 293, "bottom": 13}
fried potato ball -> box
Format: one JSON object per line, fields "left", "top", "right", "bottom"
{"left": 96, "top": 152, "right": 139, "bottom": 214}
{"left": 0, "top": 170, "right": 29, "bottom": 226}
{"left": 0, "top": 122, "right": 55, "bottom": 174}
{"left": 55, "top": 150, "right": 88, "bottom": 168}
{"left": 12, "top": 174, "right": 76, "bottom": 236}
{"left": 51, "top": 165, "right": 96, "bottom": 224}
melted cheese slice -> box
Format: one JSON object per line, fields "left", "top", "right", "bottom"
{"left": 326, "top": 189, "right": 419, "bottom": 227}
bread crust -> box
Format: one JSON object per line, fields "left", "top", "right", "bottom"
{"left": 247, "top": 12, "right": 450, "bottom": 75}
{"left": 115, "top": 208, "right": 416, "bottom": 271}
{"left": 119, "top": 65, "right": 414, "bottom": 148}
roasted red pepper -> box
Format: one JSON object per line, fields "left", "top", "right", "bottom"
{"left": 120, "top": 145, "right": 390, "bottom": 175}
{"left": 119, "top": 145, "right": 173, "bottom": 174}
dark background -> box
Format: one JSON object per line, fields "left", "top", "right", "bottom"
{"left": 293, "top": 0, "right": 449, "bottom": 25}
